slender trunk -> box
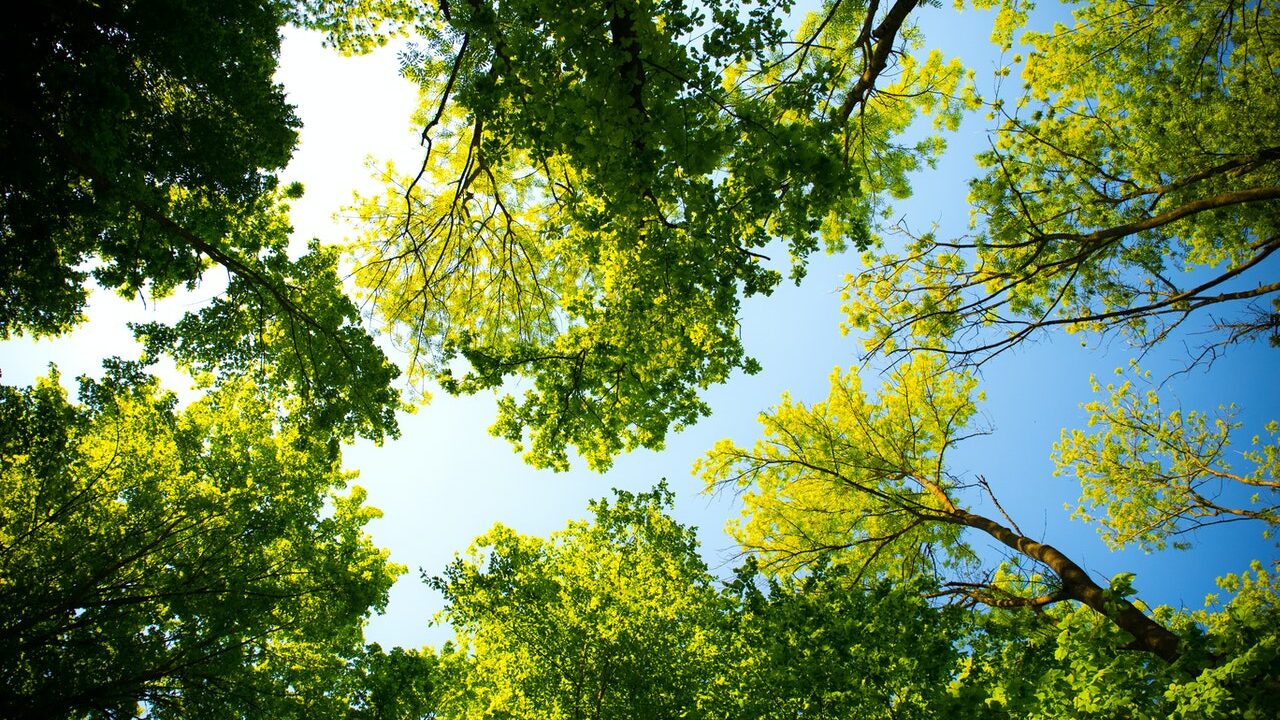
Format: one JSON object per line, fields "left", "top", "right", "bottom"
{"left": 954, "top": 509, "right": 1182, "bottom": 663}
{"left": 836, "top": 0, "right": 920, "bottom": 122}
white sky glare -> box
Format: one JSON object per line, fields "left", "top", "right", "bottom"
{"left": 1, "top": 3, "right": 1275, "bottom": 653}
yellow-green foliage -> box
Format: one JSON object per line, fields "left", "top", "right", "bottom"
{"left": 1055, "top": 362, "right": 1279, "bottom": 551}
{"left": 0, "top": 367, "right": 401, "bottom": 718}
{"left": 698, "top": 353, "right": 981, "bottom": 576}
{"left": 428, "top": 485, "right": 720, "bottom": 719}
{"left": 844, "top": 0, "right": 1280, "bottom": 360}
{"left": 342, "top": 0, "right": 979, "bottom": 470}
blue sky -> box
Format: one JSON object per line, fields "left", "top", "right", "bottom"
{"left": 2, "top": 1, "right": 1275, "bottom": 652}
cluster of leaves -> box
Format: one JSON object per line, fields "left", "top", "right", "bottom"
{"left": 698, "top": 353, "right": 981, "bottom": 577}
{"left": 130, "top": 220, "right": 403, "bottom": 446}
{"left": 427, "top": 484, "right": 721, "bottom": 718}
{"left": 426, "top": 486, "right": 976, "bottom": 719}
{"left": 717, "top": 560, "right": 968, "bottom": 720}
{"left": 0, "top": 1, "right": 414, "bottom": 715}
{"left": 0, "top": 0, "right": 297, "bottom": 336}
{"left": 328, "top": 0, "right": 978, "bottom": 469}
{"left": 1055, "top": 362, "right": 1279, "bottom": 552}
{"left": 0, "top": 365, "right": 405, "bottom": 719}
{"left": 0, "top": 0, "right": 402, "bottom": 443}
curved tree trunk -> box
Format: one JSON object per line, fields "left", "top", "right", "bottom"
{"left": 954, "top": 509, "right": 1182, "bottom": 663}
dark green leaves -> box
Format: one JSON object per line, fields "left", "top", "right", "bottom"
{"left": 134, "top": 237, "right": 402, "bottom": 445}
{"left": 0, "top": 0, "right": 298, "bottom": 337}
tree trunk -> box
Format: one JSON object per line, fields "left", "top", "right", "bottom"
{"left": 954, "top": 509, "right": 1182, "bottom": 663}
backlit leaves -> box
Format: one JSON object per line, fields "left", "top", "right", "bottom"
{"left": 0, "top": 367, "right": 401, "bottom": 719}
{"left": 698, "top": 353, "right": 981, "bottom": 576}
{"left": 845, "top": 0, "right": 1280, "bottom": 364}
{"left": 1055, "top": 362, "right": 1280, "bottom": 551}
{"left": 337, "top": 0, "right": 976, "bottom": 469}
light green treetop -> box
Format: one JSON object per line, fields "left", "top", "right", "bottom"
{"left": 1055, "top": 362, "right": 1280, "bottom": 552}
{"left": 700, "top": 353, "right": 1186, "bottom": 662}
{"left": 427, "top": 483, "right": 722, "bottom": 719}
{"left": 844, "top": 0, "right": 1280, "bottom": 364}
{"left": 0, "top": 365, "right": 402, "bottom": 719}
{"left": 321, "top": 0, "right": 977, "bottom": 469}
{"left": 698, "top": 352, "right": 982, "bottom": 577}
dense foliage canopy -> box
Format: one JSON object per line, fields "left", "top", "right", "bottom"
{"left": 0, "top": 0, "right": 402, "bottom": 443}
{"left": 427, "top": 487, "right": 1280, "bottom": 718}
{"left": 844, "top": 0, "right": 1280, "bottom": 364}
{"left": 427, "top": 485, "right": 722, "bottom": 718}
{"left": 1, "top": 0, "right": 296, "bottom": 337}
{"left": 427, "top": 487, "right": 979, "bottom": 720}
{"left": 0, "top": 365, "right": 402, "bottom": 718}
{"left": 2, "top": 0, "right": 1276, "bottom": 716}
{"left": 328, "top": 0, "right": 975, "bottom": 469}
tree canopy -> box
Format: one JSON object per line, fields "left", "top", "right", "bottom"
{"left": 0, "top": 365, "right": 402, "bottom": 718}
{"left": 1, "top": 0, "right": 402, "bottom": 443}
{"left": 1055, "top": 362, "right": 1280, "bottom": 552}
{"left": 699, "top": 352, "right": 1189, "bottom": 661}
{"left": 1, "top": 0, "right": 296, "bottom": 337}
{"left": 843, "top": 0, "right": 1280, "bottom": 365}
{"left": 426, "top": 486, "right": 979, "bottom": 720}
{"left": 2, "top": 0, "right": 1277, "bottom": 716}
{"left": 424, "top": 487, "right": 1280, "bottom": 718}
{"left": 326, "top": 0, "right": 976, "bottom": 469}
{"left": 427, "top": 484, "right": 722, "bottom": 718}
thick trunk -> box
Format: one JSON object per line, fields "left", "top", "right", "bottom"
{"left": 954, "top": 509, "right": 1182, "bottom": 663}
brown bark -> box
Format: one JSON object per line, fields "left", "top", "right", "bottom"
{"left": 954, "top": 509, "right": 1183, "bottom": 663}
{"left": 835, "top": 0, "right": 919, "bottom": 123}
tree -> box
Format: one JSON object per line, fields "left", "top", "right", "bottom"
{"left": 308, "top": 0, "right": 976, "bottom": 469}
{"left": 261, "top": 641, "right": 439, "bottom": 719}
{"left": 1, "top": 0, "right": 402, "bottom": 442}
{"left": 427, "top": 486, "right": 981, "bottom": 720}
{"left": 0, "top": 364, "right": 402, "bottom": 719}
{"left": 1, "top": 0, "right": 295, "bottom": 337}
{"left": 698, "top": 350, "right": 1280, "bottom": 717}
{"left": 698, "top": 353, "right": 1184, "bottom": 661}
{"left": 426, "top": 484, "right": 722, "bottom": 719}
{"left": 716, "top": 561, "right": 969, "bottom": 720}
{"left": 843, "top": 0, "right": 1280, "bottom": 366}
{"left": 950, "top": 560, "right": 1280, "bottom": 718}
{"left": 694, "top": 0, "right": 1279, "bottom": 692}
{"left": 423, "top": 484, "right": 1280, "bottom": 718}
{"left": 130, "top": 217, "right": 404, "bottom": 446}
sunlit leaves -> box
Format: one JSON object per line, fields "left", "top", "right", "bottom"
{"left": 1165, "top": 560, "right": 1280, "bottom": 718}
{"left": 719, "top": 564, "right": 968, "bottom": 720}
{"left": 0, "top": 367, "right": 402, "bottom": 719}
{"left": 1054, "top": 362, "right": 1280, "bottom": 551}
{"left": 427, "top": 484, "right": 721, "bottom": 719}
{"left": 333, "top": 0, "right": 977, "bottom": 469}
{"left": 975, "top": 0, "right": 1280, "bottom": 333}
{"left": 698, "top": 353, "right": 981, "bottom": 576}
{"left": 845, "top": 0, "right": 1280, "bottom": 364}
